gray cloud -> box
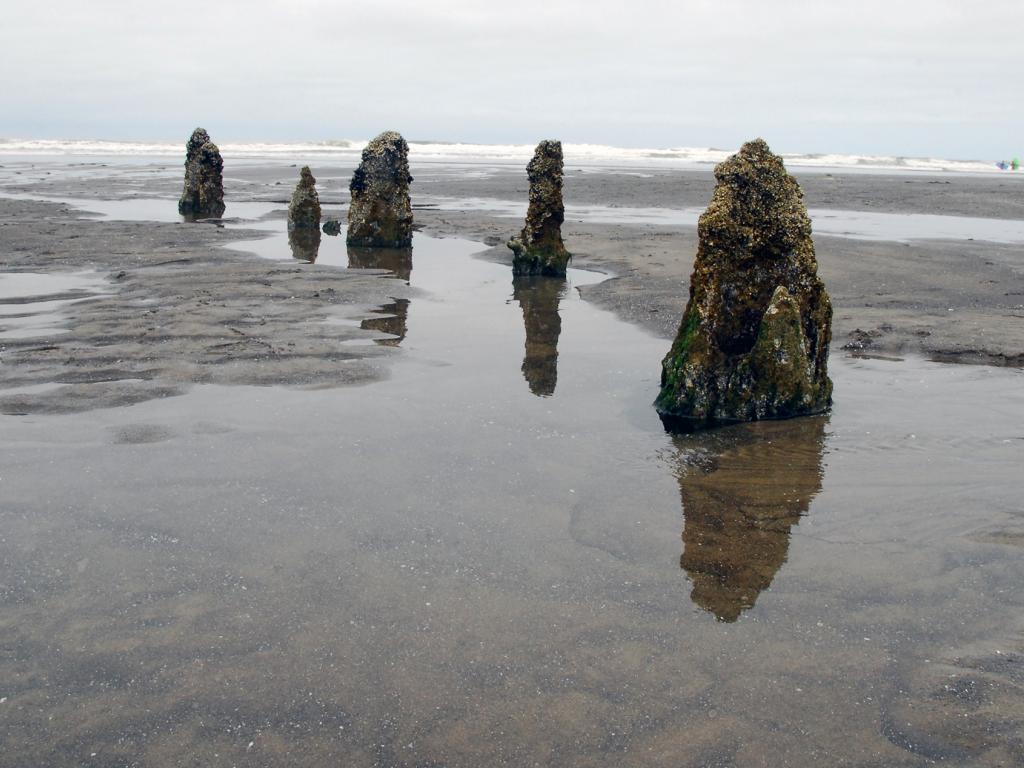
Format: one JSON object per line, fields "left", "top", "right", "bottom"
{"left": 2, "top": 0, "right": 1021, "bottom": 159}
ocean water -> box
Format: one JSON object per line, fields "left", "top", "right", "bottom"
{"left": 0, "top": 137, "right": 1011, "bottom": 174}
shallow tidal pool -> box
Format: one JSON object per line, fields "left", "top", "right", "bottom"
{"left": 1, "top": 201, "right": 1023, "bottom": 766}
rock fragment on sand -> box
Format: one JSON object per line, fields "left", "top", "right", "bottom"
{"left": 346, "top": 131, "right": 413, "bottom": 247}
{"left": 508, "top": 140, "right": 571, "bottom": 277}
{"left": 322, "top": 219, "right": 342, "bottom": 236}
{"left": 177, "top": 127, "right": 225, "bottom": 218}
{"left": 288, "top": 166, "right": 321, "bottom": 231}
{"left": 656, "top": 138, "right": 832, "bottom": 430}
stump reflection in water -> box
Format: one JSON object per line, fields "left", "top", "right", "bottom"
{"left": 360, "top": 299, "right": 410, "bottom": 347}
{"left": 348, "top": 245, "right": 413, "bottom": 346}
{"left": 288, "top": 228, "right": 322, "bottom": 263}
{"left": 511, "top": 275, "right": 564, "bottom": 397}
{"left": 347, "top": 245, "right": 412, "bottom": 283}
{"left": 675, "top": 416, "right": 827, "bottom": 621}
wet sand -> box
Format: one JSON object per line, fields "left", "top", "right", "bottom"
{"left": 0, "top": 197, "right": 417, "bottom": 414}
{"left": 1, "top": 158, "right": 1023, "bottom": 767}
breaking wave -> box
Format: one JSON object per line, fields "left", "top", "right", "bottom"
{"left": 0, "top": 137, "right": 1007, "bottom": 174}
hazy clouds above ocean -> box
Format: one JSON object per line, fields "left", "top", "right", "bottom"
{"left": 2, "top": 0, "right": 1021, "bottom": 160}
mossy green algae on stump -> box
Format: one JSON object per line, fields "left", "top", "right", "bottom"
{"left": 656, "top": 139, "right": 832, "bottom": 431}
{"left": 508, "top": 140, "right": 571, "bottom": 277}
{"left": 346, "top": 131, "right": 413, "bottom": 248}
{"left": 177, "top": 127, "right": 225, "bottom": 219}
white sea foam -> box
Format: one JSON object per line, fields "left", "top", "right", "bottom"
{"left": 0, "top": 137, "right": 1013, "bottom": 174}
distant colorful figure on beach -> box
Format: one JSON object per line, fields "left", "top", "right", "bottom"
{"left": 508, "top": 140, "right": 571, "bottom": 277}
{"left": 177, "top": 127, "right": 225, "bottom": 219}
{"left": 346, "top": 131, "right": 413, "bottom": 248}
{"left": 1013, "top": 157, "right": 1021, "bottom": 171}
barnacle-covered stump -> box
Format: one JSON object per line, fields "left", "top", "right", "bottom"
{"left": 346, "top": 131, "right": 413, "bottom": 247}
{"left": 178, "top": 127, "right": 225, "bottom": 218}
{"left": 288, "top": 166, "right": 321, "bottom": 231}
{"left": 656, "top": 139, "right": 832, "bottom": 431}
{"left": 508, "top": 140, "right": 571, "bottom": 277}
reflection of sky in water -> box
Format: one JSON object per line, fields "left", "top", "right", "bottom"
{"left": 7, "top": 171, "right": 1024, "bottom": 245}
{"left": 0, "top": 270, "right": 110, "bottom": 300}
{"left": 424, "top": 195, "right": 1024, "bottom": 243}
{"left": 0, "top": 270, "right": 110, "bottom": 339}
{"left": 8, "top": 186, "right": 1024, "bottom": 245}
{"left": 0, "top": 193, "right": 281, "bottom": 224}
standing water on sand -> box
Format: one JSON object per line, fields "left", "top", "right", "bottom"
{"left": 0, "top": 152, "right": 1023, "bottom": 767}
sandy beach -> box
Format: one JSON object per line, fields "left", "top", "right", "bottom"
{"left": 1, "top": 156, "right": 1023, "bottom": 766}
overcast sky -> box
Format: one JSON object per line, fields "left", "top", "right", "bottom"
{"left": 2, "top": 0, "right": 1021, "bottom": 160}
